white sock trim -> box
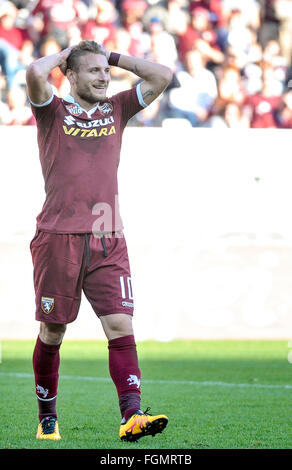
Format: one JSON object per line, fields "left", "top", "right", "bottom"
{"left": 37, "top": 395, "right": 57, "bottom": 402}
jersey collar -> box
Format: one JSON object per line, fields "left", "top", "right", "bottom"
{"left": 63, "top": 94, "right": 100, "bottom": 118}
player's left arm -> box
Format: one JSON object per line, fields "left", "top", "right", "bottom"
{"left": 106, "top": 52, "right": 173, "bottom": 106}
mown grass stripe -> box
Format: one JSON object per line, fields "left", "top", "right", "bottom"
{"left": 1, "top": 371, "right": 292, "bottom": 390}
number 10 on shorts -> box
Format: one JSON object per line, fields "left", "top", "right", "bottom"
{"left": 120, "top": 276, "right": 133, "bottom": 300}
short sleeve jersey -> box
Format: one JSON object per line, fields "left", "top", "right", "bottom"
{"left": 31, "top": 85, "right": 146, "bottom": 233}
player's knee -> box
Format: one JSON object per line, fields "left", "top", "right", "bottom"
{"left": 39, "top": 322, "right": 67, "bottom": 345}
{"left": 100, "top": 313, "right": 133, "bottom": 340}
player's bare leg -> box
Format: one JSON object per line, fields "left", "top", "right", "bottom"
{"left": 99, "top": 313, "right": 133, "bottom": 340}
{"left": 100, "top": 313, "right": 168, "bottom": 442}
{"left": 39, "top": 321, "right": 67, "bottom": 345}
{"left": 33, "top": 322, "right": 66, "bottom": 440}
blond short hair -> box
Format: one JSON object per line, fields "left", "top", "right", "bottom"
{"left": 66, "top": 41, "right": 107, "bottom": 72}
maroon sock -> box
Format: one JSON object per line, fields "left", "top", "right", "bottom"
{"left": 32, "top": 335, "right": 61, "bottom": 421}
{"left": 108, "top": 335, "right": 141, "bottom": 420}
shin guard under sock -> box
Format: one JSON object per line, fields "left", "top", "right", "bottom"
{"left": 33, "top": 335, "right": 61, "bottom": 421}
{"left": 108, "top": 335, "right": 141, "bottom": 420}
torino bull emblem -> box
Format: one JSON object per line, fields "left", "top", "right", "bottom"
{"left": 127, "top": 374, "right": 141, "bottom": 388}
{"left": 98, "top": 102, "right": 113, "bottom": 116}
{"left": 36, "top": 384, "right": 49, "bottom": 398}
{"left": 41, "top": 296, "right": 55, "bottom": 314}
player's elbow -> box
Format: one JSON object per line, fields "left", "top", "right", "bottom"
{"left": 159, "top": 66, "right": 173, "bottom": 86}
{"left": 149, "top": 65, "right": 173, "bottom": 87}
{"left": 26, "top": 62, "right": 46, "bottom": 84}
{"left": 26, "top": 63, "right": 40, "bottom": 80}
{"left": 150, "top": 66, "right": 172, "bottom": 94}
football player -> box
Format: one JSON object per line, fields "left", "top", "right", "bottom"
{"left": 26, "top": 40, "right": 172, "bottom": 442}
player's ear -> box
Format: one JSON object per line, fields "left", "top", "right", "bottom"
{"left": 66, "top": 68, "right": 76, "bottom": 85}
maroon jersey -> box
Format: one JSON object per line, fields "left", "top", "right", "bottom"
{"left": 31, "top": 85, "right": 146, "bottom": 233}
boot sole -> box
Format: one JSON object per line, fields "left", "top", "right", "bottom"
{"left": 121, "top": 417, "right": 168, "bottom": 442}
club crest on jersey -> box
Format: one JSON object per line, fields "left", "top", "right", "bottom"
{"left": 98, "top": 102, "right": 113, "bottom": 116}
{"left": 65, "top": 104, "right": 83, "bottom": 116}
{"left": 41, "top": 296, "right": 55, "bottom": 314}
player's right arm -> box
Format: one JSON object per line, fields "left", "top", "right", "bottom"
{"left": 26, "top": 46, "right": 74, "bottom": 105}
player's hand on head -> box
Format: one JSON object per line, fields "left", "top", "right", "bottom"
{"left": 99, "top": 44, "right": 110, "bottom": 61}
{"left": 59, "top": 45, "right": 76, "bottom": 75}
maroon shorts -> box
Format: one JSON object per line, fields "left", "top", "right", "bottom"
{"left": 30, "top": 230, "right": 134, "bottom": 324}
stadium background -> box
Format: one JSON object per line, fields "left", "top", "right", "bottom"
{"left": 1, "top": 0, "right": 292, "bottom": 343}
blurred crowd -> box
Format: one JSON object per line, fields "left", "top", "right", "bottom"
{"left": 1, "top": 0, "right": 292, "bottom": 127}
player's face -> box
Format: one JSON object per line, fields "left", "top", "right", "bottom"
{"left": 73, "top": 53, "right": 110, "bottom": 104}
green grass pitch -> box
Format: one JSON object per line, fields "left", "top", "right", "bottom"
{"left": 0, "top": 339, "right": 292, "bottom": 449}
